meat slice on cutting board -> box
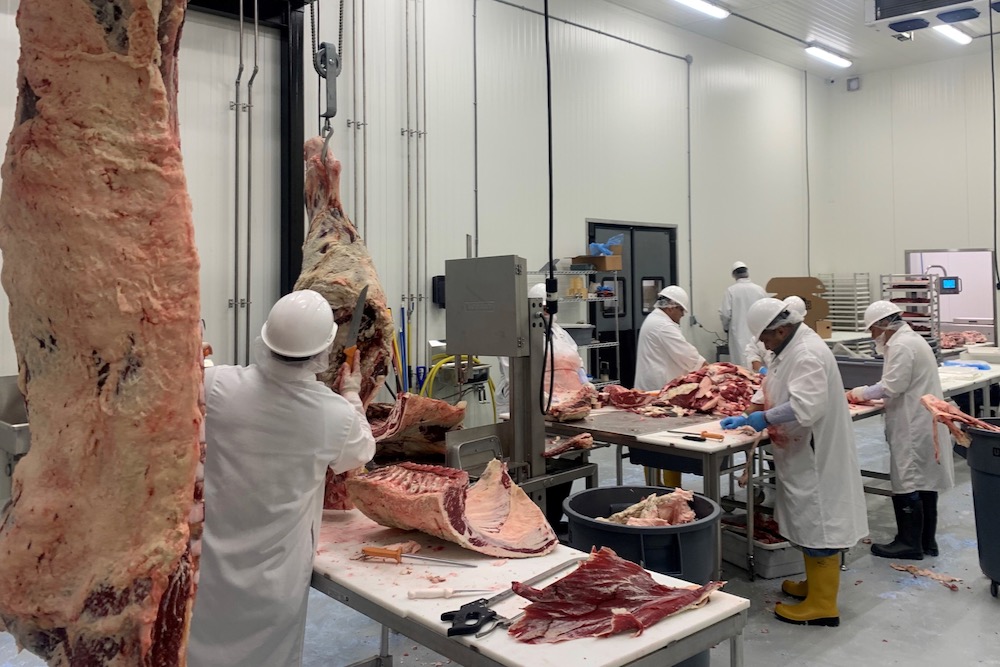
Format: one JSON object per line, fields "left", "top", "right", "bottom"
{"left": 345, "top": 459, "right": 557, "bottom": 558}
{"left": 0, "top": 2, "right": 202, "bottom": 665}
{"left": 508, "top": 547, "right": 724, "bottom": 643}
{"left": 296, "top": 138, "right": 394, "bottom": 408}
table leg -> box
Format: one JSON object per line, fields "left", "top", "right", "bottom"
{"left": 730, "top": 628, "right": 744, "bottom": 667}
{"left": 616, "top": 444, "right": 624, "bottom": 486}
{"left": 746, "top": 455, "right": 755, "bottom": 581}
{"left": 705, "top": 453, "right": 723, "bottom": 580}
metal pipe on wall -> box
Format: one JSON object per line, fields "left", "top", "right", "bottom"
{"left": 361, "top": 0, "right": 369, "bottom": 242}
{"left": 420, "top": 0, "right": 429, "bottom": 372}
{"left": 405, "top": 0, "right": 413, "bottom": 374}
{"left": 245, "top": 0, "right": 260, "bottom": 363}
{"left": 414, "top": 0, "right": 423, "bottom": 372}
{"left": 232, "top": 0, "right": 246, "bottom": 365}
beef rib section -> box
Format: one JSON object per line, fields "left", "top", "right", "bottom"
{"left": 345, "top": 459, "right": 557, "bottom": 558}
{"left": 0, "top": 2, "right": 203, "bottom": 665}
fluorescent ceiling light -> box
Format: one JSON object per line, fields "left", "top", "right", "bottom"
{"left": 933, "top": 24, "right": 973, "bottom": 45}
{"left": 805, "top": 45, "right": 852, "bottom": 69}
{"left": 671, "top": 0, "right": 730, "bottom": 19}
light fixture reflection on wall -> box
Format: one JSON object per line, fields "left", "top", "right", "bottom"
{"left": 805, "top": 44, "right": 853, "bottom": 68}
{"left": 671, "top": 0, "right": 730, "bottom": 19}
{"left": 933, "top": 24, "right": 973, "bottom": 45}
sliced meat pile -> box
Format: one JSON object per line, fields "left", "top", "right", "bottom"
{"left": 0, "top": 2, "right": 203, "bottom": 664}
{"left": 603, "top": 363, "right": 759, "bottom": 418}
{"left": 940, "top": 332, "right": 967, "bottom": 349}
{"left": 345, "top": 459, "right": 557, "bottom": 558}
{"left": 508, "top": 547, "right": 724, "bottom": 643}
{"left": 919, "top": 393, "right": 1000, "bottom": 460}
{"left": 368, "top": 392, "right": 467, "bottom": 457}
{"left": 721, "top": 512, "right": 786, "bottom": 545}
{"left": 598, "top": 489, "right": 695, "bottom": 527}
{"left": 962, "top": 330, "right": 988, "bottom": 344}
{"left": 544, "top": 433, "right": 595, "bottom": 458}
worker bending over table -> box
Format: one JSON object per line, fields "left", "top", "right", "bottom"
{"left": 634, "top": 285, "right": 706, "bottom": 487}
{"left": 846, "top": 301, "right": 954, "bottom": 560}
{"left": 722, "top": 298, "right": 868, "bottom": 627}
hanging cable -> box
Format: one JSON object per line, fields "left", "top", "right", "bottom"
{"left": 539, "top": 0, "right": 556, "bottom": 415}
{"left": 991, "top": 7, "right": 999, "bottom": 289}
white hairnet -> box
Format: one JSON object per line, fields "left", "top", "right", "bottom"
{"left": 252, "top": 336, "right": 332, "bottom": 382}
{"left": 874, "top": 313, "right": 906, "bottom": 331}
{"left": 764, "top": 308, "right": 805, "bottom": 332}
{"left": 654, "top": 296, "right": 680, "bottom": 309}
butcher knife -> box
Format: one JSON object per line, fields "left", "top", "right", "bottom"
{"left": 343, "top": 285, "right": 368, "bottom": 367}
{"left": 665, "top": 430, "right": 725, "bottom": 441}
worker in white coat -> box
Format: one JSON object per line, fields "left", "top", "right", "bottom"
{"left": 634, "top": 285, "right": 705, "bottom": 391}
{"left": 188, "top": 290, "right": 376, "bottom": 667}
{"left": 846, "top": 301, "right": 954, "bottom": 560}
{"left": 635, "top": 286, "right": 706, "bottom": 488}
{"left": 721, "top": 298, "right": 868, "bottom": 627}
{"left": 497, "top": 283, "right": 588, "bottom": 408}
{"left": 720, "top": 261, "right": 768, "bottom": 369}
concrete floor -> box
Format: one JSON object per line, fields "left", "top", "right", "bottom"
{"left": 2, "top": 416, "right": 998, "bottom": 666}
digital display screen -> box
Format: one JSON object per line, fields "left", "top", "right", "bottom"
{"left": 941, "top": 278, "right": 957, "bottom": 290}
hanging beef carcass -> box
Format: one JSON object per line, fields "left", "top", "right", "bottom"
{"left": 0, "top": 2, "right": 203, "bottom": 664}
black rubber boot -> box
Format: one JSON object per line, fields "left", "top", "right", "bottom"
{"left": 871, "top": 494, "right": 924, "bottom": 560}
{"left": 919, "top": 491, "right": 939, "bottom": 556}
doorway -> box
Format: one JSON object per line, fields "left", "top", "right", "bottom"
{"left": 588, "top": 220, "right": 678, "bottom": 388}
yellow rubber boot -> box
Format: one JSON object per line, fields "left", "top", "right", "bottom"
{"left": 660, "top": 470, "right": 682, "bottom": 488}
{"left": 774, "top": 555, "right": 840, "bottom": 627}
{"left": 781, "top": 552, "right": 808, "bottom": 599}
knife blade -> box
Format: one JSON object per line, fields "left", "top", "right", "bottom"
{"left": 344, "top": 285, "right": 368, "bottom": 367}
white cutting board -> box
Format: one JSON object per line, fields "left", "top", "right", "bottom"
{"left": 313, "top": 510, "right": 749, "bottom": 667}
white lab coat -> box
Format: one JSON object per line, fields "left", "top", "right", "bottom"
{"left": 720, "top": 279, "right": 768, "bottom": 368}
{"left": 880, "top": 324, "right": 955, "bottom": 494}
{"left": 497, "top": 320, "right": 586, "bottom": 408}
{"left": 752, "top": 325, "right": 868, "bottom": 550}
{"left": 743, "top": 339, "right": 770, "bottom": 368}
{"left": 187, "top": 347, "right": 376, "bottom": 667}
{"left": 634, "top": 308, "right": 706, "bottom": 391}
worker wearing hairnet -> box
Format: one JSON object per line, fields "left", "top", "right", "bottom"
{"left": 634, "top": 285, "right": 706, "bottom": 391}
{"left": 188, "top": 290, "right": 376, "bottom": 667}
{"left": 742, "top": 296, "right": 804, "bottom": 375}
{"left": 496, "top": 283, "right": 589, "bottom": 408}
{"left": 846, "top": 301, "right": 954, "bottom": 560}
{"left": 721, "top": 298, "right": 868, "bottom": 627}
{"left": 720, "top": 261, "right": 768, "bottom": 369}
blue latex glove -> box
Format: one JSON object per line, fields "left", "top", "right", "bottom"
{"left": 758, "top": 366, "right": 768, "bottom": 376}
{"left": 746, "top": 411, "right": 769, "bottom": 432}
{"left": 721, "top": 415, "right": 749, "bottom": 430}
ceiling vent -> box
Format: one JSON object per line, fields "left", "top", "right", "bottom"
{"left": 865, "top": 0, "right": 992, "bottom": 31}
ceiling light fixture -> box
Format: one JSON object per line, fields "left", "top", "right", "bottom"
{"left": 671, "top": 0, "right": 730, "bottom": 20}
{"left": 805, "top": 45, "right": 852, "bottom": 68}
{"left": 933, "top": 24, "right": 973, "bottom": 45}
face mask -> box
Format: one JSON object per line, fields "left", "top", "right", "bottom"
{"left": 874, "top": 332, "right": 887, "bottom": 356}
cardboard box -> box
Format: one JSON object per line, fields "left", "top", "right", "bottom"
{"left": 572, "top": 254, "right": 622, "bottom": 272}
{"left": 814, "top": 319, "right": 832, "bottom": 339}
{"left": 766, "top": 277, "right": 829, "bottom": 328}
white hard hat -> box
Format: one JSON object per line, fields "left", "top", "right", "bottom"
{"left": 657, "top": 285, "right": 690, "bottom": 313}
{"left": 783, "top": 295, "right": 806, "bottom": 316}
{"left": 747, "top": 297, "right": 788, "bottom": 340}
{"left": 863, "top": 300, "right": 903, "bottom": 331}
{"left": 528, "top": 283, "right": 547, "bottom": 301}
{"left": 261, "top": 289, "right": 337, "bottom": 357}
{"left": 732, "top": 261, "right": 748, "bottom": 272}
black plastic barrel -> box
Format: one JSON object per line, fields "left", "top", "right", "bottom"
{"left": 564, "top": 486, "right": 721, "bottom": 667}
{"left": 967, "top": 421, "right": 1000, "bottom": 598}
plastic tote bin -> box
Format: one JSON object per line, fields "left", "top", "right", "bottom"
{"left": 564, "top": 486, "right": 721, "bottom": 667}
{"left": 967, "top": 421, "right": 1000, "bottom": 598}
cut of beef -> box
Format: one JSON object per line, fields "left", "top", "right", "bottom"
{"left": 296, "top": 139, "right": 394, "bottom": 408}
{"left": 543, "top": 433, "right": 595, "bottom": 458}
{"left": 0, "top": 2, "right": 202, "bottom": 665}
{"left": 548, "top": 385, "right": 598, "bottom": 422}
{"left": 940, "top": 332, "right": 966, "bottom": 349}
{"left": 508, "top": 547, "right": 724, "bottom": 643}
{"left": 599, "top": 385, "right": 658, "bottom": 410}
{"left": 962, "top": 331, "right": 988, "bottom": 344}
{"left": 919, "top": 394, "right": 1000, "bottom": 460}
{"left": 656, "top": 363, "right": 759, "bottom": 417}
{"left": 346, "top": 459, "right": 557, "bottom": 558}
{"left": 368, "top": 392, "right": 467, "bottom": 457}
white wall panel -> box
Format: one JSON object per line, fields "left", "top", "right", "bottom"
{"left": 0, "top": 1, "right": 17, "bottom": 376}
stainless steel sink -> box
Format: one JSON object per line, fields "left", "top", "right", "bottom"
{"left": 0, "top": 375, "right": 30, "bottom": 456}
